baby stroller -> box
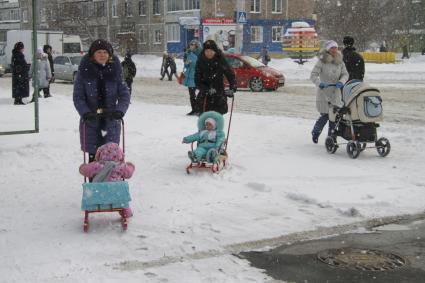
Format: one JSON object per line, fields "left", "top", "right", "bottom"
{"left": 81, "top": 116, "right": 131, "bottom": 232}
{"left": 325, "top": 80, "right": 391, "bottom": 159}
{"left": 186, "top": 90, "right": 235, "bottom": 174}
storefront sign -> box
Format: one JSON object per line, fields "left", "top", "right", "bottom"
{"left": 202, "top": 18, "right": 234, "bottom": 25}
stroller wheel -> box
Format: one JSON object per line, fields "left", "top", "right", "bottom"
{"left": 325, "top": 136, "right": 338, "bottom": 154}
{"left": 360, "top": 143, "right": 367, "bottom": 152}
{"left": 376, "top": 137, "right": 391, "bottom": 157}
{"left": 346, "top": 141, "right": 361, "bottom": 159}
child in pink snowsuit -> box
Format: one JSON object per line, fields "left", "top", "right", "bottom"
{"left": 79, "top": 142, "right": 135, "bottom": 217}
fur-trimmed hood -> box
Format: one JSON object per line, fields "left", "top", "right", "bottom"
{"left": 318, "top": 49, "right": 343, "bottom": 64}
{"left": 197, "top": 111, "right": 224, "bottom": 132}
{"left": 78, "top": 54, "right": 122, "bottom": 81}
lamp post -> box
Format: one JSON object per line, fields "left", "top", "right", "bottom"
{"left": 32, "top": 0, "right": 39, "bottom": 132}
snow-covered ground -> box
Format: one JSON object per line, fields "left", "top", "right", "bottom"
{"left": 0, "top": 55, "right": 424, "bottom": 282}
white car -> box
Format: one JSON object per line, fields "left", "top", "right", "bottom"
{"left": 53, "top": 55, "right": 82, "bottom": 83}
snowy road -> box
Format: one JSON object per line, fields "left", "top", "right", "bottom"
{"left": 46, "top": 77, "right": 425, "bottom": 125}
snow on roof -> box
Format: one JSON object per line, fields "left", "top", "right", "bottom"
{"left": 291, "top": 21, "right": 311, "bottom": 28}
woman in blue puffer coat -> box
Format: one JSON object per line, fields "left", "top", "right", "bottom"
{"left": 183, "top": 40, "right": 202, "bottom": 115}
{"left": 73, "top": 39, "right": 130, "bottom": 161}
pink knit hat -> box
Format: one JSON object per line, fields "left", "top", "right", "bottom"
{"left": 95, "top": 142, "right": 124, "bottom": 161}
{"left": 205, "top": 118, "right": 216, "bottom": 129}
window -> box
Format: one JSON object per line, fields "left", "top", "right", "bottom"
{"left": 153, "top": 0, "right": 161, "bottom": 15}
{"left": 272, "top": 0, "right": 282, "bottom": 13}
{"left": 154, "top": 29, "right": 162, "bottom": 44}
{"left": 167, "top": 24, "right": 180, "bottom": 42}
{"left": 185, "top": 0, "right": 200, "bottom": 10}
{"left": 139, "top": 0, "right": 146, "bottom": 15}
{"left": 250, "top": 26, "right": 263, "bottom": 42}
{"left": 226, "top": 57, "right": 243, "bottom": 68}
{"left": 250, "top": 0, "right": 260, "bottom": 13}
{"left": 10, "top": 9, "right": 20, "bottom": 21}
{"left": 125, "top": 0, "right": 133, "bottom": 17}
{"left": 95, "top": 1, "right": 106, "bottom": 17}
{"left": 22, "top": 10, "right": 28, "bottom": 23}
{"left": 112, "top": 0, "right": 118, "bottom": 17}
{"left": 40, "top": 8, "right": 47, "bottom": 22}
{"left": 53, "top": 56, "right": 67, "bottom": 65}
{"left": 168, "top": 0, "right": 199, "bottom": 11}
{"left": 140, "top": 29, "right": 147, "bottom": 43}
{"left": 272, "top": 26, "right": 283, "bottom": 42}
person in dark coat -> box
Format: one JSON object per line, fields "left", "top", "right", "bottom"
{"left": 342, "top": 36, "right": 365, "bottom": 82}
{"left": 42, "top": 44, "right": 54, "bottom": 97}
{"left": 11, "top": 42, "right": 30, "bottom": 105}
{"left": 121, "top": 52, "right": 137, "bottom": 94}
{"left": 73, "top": 39, "right": 130, "bottom": 162}
{"left": 195, "top": 40, "right": 237, "bottom": 115}
{"left": 160, "top": 51, "right": 178, "bottom": 81}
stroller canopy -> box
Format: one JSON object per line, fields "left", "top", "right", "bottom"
{"left": 343, "top": 81, "right": 380, "bottom": 106}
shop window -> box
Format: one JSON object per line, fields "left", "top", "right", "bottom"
{"left": 250, "top": 26, "right": 263, "bottom": 43}
{"left": 272, "top": 26, "right": 283, "bottom": 42}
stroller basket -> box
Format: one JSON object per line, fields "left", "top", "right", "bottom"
{"left": 82, "top": 181, "right": 131, "bottom": 211}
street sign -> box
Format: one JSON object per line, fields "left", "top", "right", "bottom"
{"left": 237, "top": 12, "right": 247, "bottom": 24}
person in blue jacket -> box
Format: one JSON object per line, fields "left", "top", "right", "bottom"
{"left": 183, "top": 40, "right": 202, "bottom": 115}
{"left": 182, "top": 111, "right": 225, "bottom": 163}
{"left": 73, "top": 39, "right": 130, "bottom": 162}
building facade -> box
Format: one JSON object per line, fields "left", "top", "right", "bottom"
{"left": 3, "top": 0, "right": 315, "bottom": 55}
{"left": 0, "top": 0, "right": 21, "bottom": 43}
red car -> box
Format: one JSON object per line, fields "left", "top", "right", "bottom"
{"left": 224, "top": 53, "right": 285, "bottom": 92}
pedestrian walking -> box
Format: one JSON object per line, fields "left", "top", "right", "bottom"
{"left": 195, "top": 40, "right": 236, "bottom": 115}
{"left": 342, "top": 36, "right": 365, "bottom": 81}
{"left": 121, "top": 52, "right": 137, "bottom": 94}
{"left": 73, "top": 39, "right": 130, "bottom": 162}
{"left": 11, "top": 42, "right": 30, "bottom": 105}
{"left": 160, "top": 51, "right": 178, "bottom": 81}
{"left": 310, "top": 40, "right": 349, "bottom": 144}
{"left": 258, "top": 45, "right": 271, "bottom": 65}
{"left": 42, "top": 44, "right": 54, "bottom": 97}
{"left": 183, "top": 40, "right": 202, "bottom": 115}
{"left": 29, "top": 48, "right": 52, "bottom": 102}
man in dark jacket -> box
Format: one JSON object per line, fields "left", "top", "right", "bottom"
{"left": 195, "top": 40, "right": 236, "bottom": 115}
{"left": 342, "top": 36, "right": 365, "bottom": 81}
{"left": 42, "top": 44, "right": 54, "bottom": 97}
{"left": 121, "top": 52, "right": 137, "bottom": 94}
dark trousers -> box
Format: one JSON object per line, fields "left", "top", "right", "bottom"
{"left": 188, "top": 87, "right": 197, "bottom": 112}
{"left": 312, "top": 114, "right": 335, "bottom": 138}
{"left": 161, "top": 69, "right": 171, "bottom": 80}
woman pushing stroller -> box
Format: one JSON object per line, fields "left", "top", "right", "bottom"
{"left": 310, "top": 40, "right": 349, "bottom": 144}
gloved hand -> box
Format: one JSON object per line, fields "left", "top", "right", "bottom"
{"left": 109, "top": 110, "right": 124, "bottom": 120}
{"left": 182, "top": 137, "right": 188, "bottom": 144}
{"left": 319, "top": 82, "right": 327, "bottom": 89}
{"left": 336, "top": 82, "right": 344, "bottom": 89}
{"left": 230, "top": 85, "right": 237, "bottom": 93}
{"left": 82, "top": 112, "right": 97, "bottom": 122}
{"left": 208, "top": 88, "right": 217, "bottom": 96}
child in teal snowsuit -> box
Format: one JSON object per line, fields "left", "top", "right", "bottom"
{"left": 182, "top": 111, "right": 225, "bottom": 163}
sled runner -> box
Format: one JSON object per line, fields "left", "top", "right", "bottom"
{"left": 186, "top": 90, "right": 235, "bottom": 174}
{"left": 324, "top": 80, "right": 391, "bottom": 159}
{"left": 81, "top": 116, "right": 131, "bottom": 232}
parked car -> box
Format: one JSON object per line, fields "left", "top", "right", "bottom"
{"left": 53, "top": 55, "right": 82, "bottom": 83}
{"left": 224, "top": 53, "right": 285, "bottom": 92}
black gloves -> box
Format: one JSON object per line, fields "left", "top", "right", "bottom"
{"left": 110, "top": 110, "right": 124, "bottom": 120}
{"left": 230, "top": 85, "right": 237, "bottom": 93}
{"left": 82, "top": 111, "right": 124, "bottom": 121}
{"left": 82, "top": 112, "right": 97, "bottom": 122}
